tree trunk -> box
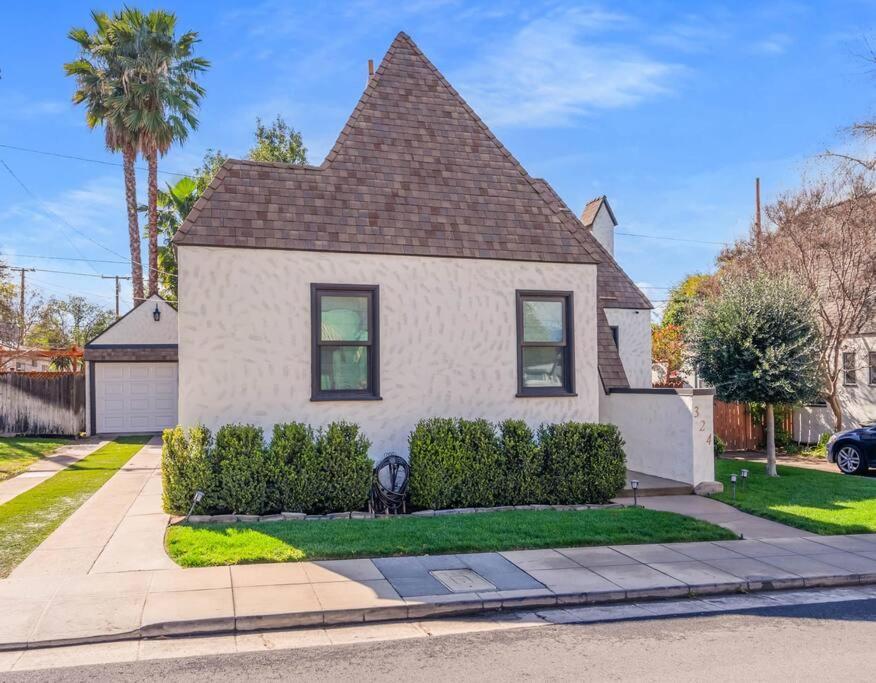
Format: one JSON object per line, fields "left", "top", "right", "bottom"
{"left": 122, "top": 146, "right": 144, "bottom": 305}
{"left": 826, "top": 391, "right": 843, "bottom": 432}
{"left": 147, "top": 148, "right": 159, "bottom": 297}
{"left": 765, "top": 403, "right": 778, "bottom": 477}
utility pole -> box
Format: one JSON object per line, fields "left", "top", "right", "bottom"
{"left": 101, "top": 275, "right": 131, "bottom": 319}
{"left": 754, "top": 177, "right": 762, "bottom": 243}
{"left": 10, "top": 267, "right": 35, "bottom": 347}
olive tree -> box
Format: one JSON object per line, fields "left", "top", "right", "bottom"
{"left": 689, "top": 275, "right": 821, "bottom": 476}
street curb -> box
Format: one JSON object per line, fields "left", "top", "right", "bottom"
{"left": 5, "top": 572, "right": 876, "bottom": 652}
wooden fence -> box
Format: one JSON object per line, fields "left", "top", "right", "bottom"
{"left": 0, "top": 372, "right": 85, "bottom": 436}
{"left": 714, "top": 400, "right": 794, "bottom": 451}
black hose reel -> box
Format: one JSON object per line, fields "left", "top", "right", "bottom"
{"left": 370, "top": 453, "right": 409, "bottom": 515}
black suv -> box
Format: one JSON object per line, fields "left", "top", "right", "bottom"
{"left": 827, "top": 424, "right": 876, "bottom": 475}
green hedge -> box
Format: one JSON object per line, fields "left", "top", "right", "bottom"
{"left": 162, "top": 421, "right": 371, "bottom": 515}
{"left": 409, "top": 419, "right": 626, "bottom": 509}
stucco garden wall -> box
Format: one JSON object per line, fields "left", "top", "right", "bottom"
{"left": 599, "top": 388, "right": 715, "bottom": 486}
{"left": 177, "top": 247, "right": 599, "bottom": 459}
{"left": 603, "top": 307, "right": 651, "bottom": 388}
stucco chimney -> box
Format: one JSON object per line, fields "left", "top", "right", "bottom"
{"left": 580, "top": 195, "right": 617, "bottom": 256}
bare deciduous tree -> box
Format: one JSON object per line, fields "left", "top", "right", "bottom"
{"left": 719, "top": 170, "right": 876, "bottom": 430}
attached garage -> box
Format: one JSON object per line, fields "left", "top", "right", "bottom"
{"left": 84, "top": 294, "right": 178, "bottom": 435}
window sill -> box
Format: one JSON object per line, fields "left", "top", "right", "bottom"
{"left": 516, "top": 391, "right": 578, "bottom": 398}
{"left": 310, "top": 394, "right": 383, "bottom": 402}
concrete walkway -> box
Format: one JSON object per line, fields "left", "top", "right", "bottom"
{"left": 0, "top": 438, "right": 108, "bottom": 506}
{"left": 637, "top": 495, "right": 803, "bottom": 538}
{"left": 3, "top": 437, "right": 876, "bottom": 651}
{"left": 9, "top": 436, "right": 173, "bottom": 579}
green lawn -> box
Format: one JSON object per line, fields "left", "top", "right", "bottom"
{"left": 165, "top": 507, "right": 736, "bottom": 568}
{"left": 0, "top": 437, "right": 71, "bottom": 482}
{"left": 714, "top": 458, "right": 876, "bottom": 535}
{"left": 0, "top": 435, "right": 151, "bottom": 578}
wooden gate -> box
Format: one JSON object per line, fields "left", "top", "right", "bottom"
{"left": 713, "top": 401, "right": 794, "bottom": 451}
{"left": 0, "top": 372, "right": 85, "bottom": 436}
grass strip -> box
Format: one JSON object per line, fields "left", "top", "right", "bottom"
{"left": 0, "top": 437, "right": 71, "bottom": 482}
{"left": 714, "top": 458, "right": 876, "bottom": 535}
{"left": 166, "top": 507, "right": 736, "bottom": 567}
{"left": 0, "top": 435, "right": 151, "bottom": 577}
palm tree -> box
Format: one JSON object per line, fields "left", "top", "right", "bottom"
{"left": 65, "top": 11, "right": 145, "bottom": 304}
{"left": 110, "top": 9, "right": 209, "bottom": 296}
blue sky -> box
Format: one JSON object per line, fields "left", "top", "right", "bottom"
{"left": 1, "top": 0, "right": 873, "bottom": 316}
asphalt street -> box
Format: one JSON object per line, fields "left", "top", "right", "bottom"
{"left": 6, "top": 598, "right": 876, "bottom": 682}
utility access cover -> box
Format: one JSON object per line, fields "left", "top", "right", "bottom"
{"left": 430, "top": 569, "right": 496, "bottom": 593}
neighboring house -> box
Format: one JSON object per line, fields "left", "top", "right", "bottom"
{"left": 794, "top": 320, "right": 876, "bottom": 443}
{"left": 0, "top": 347, "right": 83, "bottom": 372}
{"left": 148, "top": 33, "right": 712, "bottom": 487}
{"left": 0, "top": 349, "right": 53, "bottom": 372}
{"left": 83, "top": 294, "right": 178, "bottom": 434}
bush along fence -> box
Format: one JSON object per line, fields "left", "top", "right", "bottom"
{"left": 162, "top": 419, "right": 627, "bottom": 518}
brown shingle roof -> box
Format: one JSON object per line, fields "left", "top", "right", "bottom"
{"left": 175, "top": 32, "right": 651, "bottom": 383}
{"left": 596, "top": 307, "right": 629, "bottom": 390}
{"left": 175, "top": 32, "right": 604, "bottom": 264}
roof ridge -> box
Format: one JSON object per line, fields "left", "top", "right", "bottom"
{"left": 391, "top": 34, "right": 607, "bottom": 262}
{"left": 320, "top": 33, "right": 406, "bottom": 167}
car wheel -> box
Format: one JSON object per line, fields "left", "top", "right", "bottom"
{"left": 836, "top": 444, "right": 867, "bottom": 475}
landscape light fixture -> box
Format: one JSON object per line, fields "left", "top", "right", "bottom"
{"left": 741, "top": 469, "right": 749, "bottom": 491}
{"left": 186, "top": 490, "right": 205, "bottom": 519}
{"left": 153, "top": 304, "right": 161, "bottom": 322}
{"left": 730, "top": 473, "right": 738, "bottom": 501}
{"left": 630, "top": 479, "right": 640, "bottom": 507}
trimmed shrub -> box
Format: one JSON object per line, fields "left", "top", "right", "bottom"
{"left": 266, "top": 422, "right": 318, "bottom": 513}
{"left": 498, "top": 419, "right": 541, "bottom": 505}
{"left": 313, "top": 421, "right": 372, "bottom": 513}
{"left": 409, "top": 419, "right": 626, "bottom": 509}
{"left": 408, "top": 418, "right": 502, "bottom": 510}
{"left": 714, "top": 434, "right": 726, "bottom": 457}
{"left": 538, "top": 422, "right": 626, "bottom": 504}
{"left": 161, "top": 425, "right": 213, "bottom": 515}
{"left": 215, "top": 424, "right": 268, "bottom": 515}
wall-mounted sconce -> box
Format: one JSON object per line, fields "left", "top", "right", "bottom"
{"left": 153, "top": 304, "right": 161, "bottom": 322}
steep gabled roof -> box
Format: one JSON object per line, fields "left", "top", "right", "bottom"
{"left": 175, "top": 32, "right": 604, "bottom": 264}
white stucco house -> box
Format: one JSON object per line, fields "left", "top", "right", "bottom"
{"left": 794, "top": 322, "right": 876, "bottom": 443}
{"left": 89, "top": 33, "right": 715, "bottom": 488}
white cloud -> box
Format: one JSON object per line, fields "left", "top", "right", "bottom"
{"left": 750, "top": 33, "right": 793, "bottom": 55}
{"left": 453, "top": 7, "right": 683, "bottom": 127}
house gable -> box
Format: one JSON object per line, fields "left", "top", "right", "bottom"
{"left": 175, "top": 32, "right": 605, "bottom": 265}
{"left": 86, "top": 294, "right": 177, "bottom": 347}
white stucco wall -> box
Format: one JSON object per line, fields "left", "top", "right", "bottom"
{"left": 177, "top": 247, "right": 599, "bottom": 459}
{"left": 600, "top": 389, "right": 715, "bottom": 486}
{"left": 590, "top": 203, "right": 615, "bottom": 256}
{"left": 90, "top": 294, "right": 178, "bottom": 345}
{"left": 603, "top": 307, "right": 652, "bottom": 388}
{"left": 792, "top": 333, "right": 875, "bottom": 442}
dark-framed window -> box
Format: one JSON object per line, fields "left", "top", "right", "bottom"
{"left": 516, "top": 290, "right": 575, "bottom": 397}
{"left": 843, "top": 351, "right": 856, "bottom": 386}
{"left": 311, "top": 284, "right": 380, "bottom": 401}
{"left": 609, "top": 325, "right": 619, "bottom": 349}
{"left": 869, "top": 351, "right": 876, "bottom": 386}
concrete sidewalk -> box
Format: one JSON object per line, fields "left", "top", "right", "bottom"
{"left": 0, "top": 438, "right": 108, "bottom": 506}
{"left": 3, "top": 436, "right": 876, "bottom": 651}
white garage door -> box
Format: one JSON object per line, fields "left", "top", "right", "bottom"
{"left": 95, "top": 362, "right": 178, "bottom": 433}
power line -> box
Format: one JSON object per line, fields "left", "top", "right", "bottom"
{"left": 0, "top": 143, "right": 190, "bottom": 177}
{"left": 615, "top": 231, "right": 729, "bottom": 246}
{"left": 0, "top": 253, "right": 128, "bottom": 265}
{"left": 0, "top": 157, "right": 178, "bottom": 280}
